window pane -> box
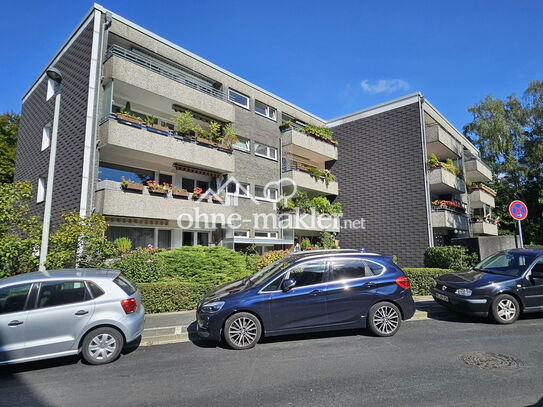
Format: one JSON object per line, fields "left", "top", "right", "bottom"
{"left": 99, "top": 162, "right": 154, "bottom": 184}
{"left": 255, "top": 101, "right": 266, "bottom": 115}
{"left": 106, "top": 226, "right": 154, "bottom": 249}
{"left": 227, "top": 182, "right": 237, "bottom": 193}
{"left": 269, "top": 147, "right": 277, "bottom": 159}
{"left": 287, "top": 261, "right": 327, "bottom": 288}
{"left": 196, "top": 180, "right": 209, "bottom": 191}
{"left": 197, "top": 232, "right": 209, "bottom": 246}
{"left": 183, "top": 231, "right": 194, "bottom": 246}
{"left": 330, "top": 259, "right": 369, "bottom": 281}
{"left": 228, "top": 90, "right": 249, "bottom": 107}
{"left": 0, "top": 284, "right": 31, "bottom": 314}
{"left": 114, "top": 275, "right": 137, "bottom": 295}
{"left": 233, "top": 136, "right": 250, "bottom": 152}
{"left": 239, "top": 183, "right": 250, "bottom": 196}
{"left": 255, "top": 186, "right": 265, "bottom": 198}
{"left": 182, "top": 178, "right": 195, "bottom": 192}
{"left": 255, "top": 143, "right": 268, "bottom": 156}
{"left": 158, "top": 174, "right": 172, "bottom": 185}
{"left": 268, "top": 188, "right": 278, "bottom": 200}
{"left": 158, "top": 230, "right": 171, "bottom": 249}
{"left": 37, "top": 281, "right": 88, "bottom": 308}
{"left": 268, "top": 107, "right": 277, "bottom": 120}
{"left": 88, "top": 282, "right": 105, "bottom": 298}
{"left": 255, "top": 232, "right": 267, "bottom": 237}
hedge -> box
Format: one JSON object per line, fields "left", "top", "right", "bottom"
{"left": 424, "top": 246, "right": 478, "bottom": 270}
{"left": 138, "top": 281, "right": 215, "bottom": 313}
{"left": 403, "top": 268, "right": 454, "bottom": 296}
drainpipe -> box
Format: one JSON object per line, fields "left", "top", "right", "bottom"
{"left": 418, "top": 95, "right": 434, "bottom": 247}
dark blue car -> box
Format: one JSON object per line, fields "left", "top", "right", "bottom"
{"left": 432, "top": 249, "right": 543, "bottom": 324}
{"left": 196, "top": 250, "right": 415, "bottom": 350}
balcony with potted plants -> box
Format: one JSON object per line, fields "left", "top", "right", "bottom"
{"left": 280, "top": 122, "right": 338, "bottom": 162}
{"left": 99, "top": 108, "right": 237, "bottom": 174}
{"left": 431, "top": 199, "right": 469, "bottom": 231}
{"left": 282, "top": 162, "right": 339, "bottom": 196}
{"left": 277, "top": 192, "right": 342, "bottom": 233}
{"left": 467, "top": 182, "right": 497, "bottom": 208}
{"left": 427, "top": 153, "right": 466, "bottom": 194}
{"left": 471, "top": 215, "right": 500, "bottom": 236}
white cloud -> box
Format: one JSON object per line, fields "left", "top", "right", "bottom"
{"left": 360, "top": 79, "right": 410, "bottom": 94}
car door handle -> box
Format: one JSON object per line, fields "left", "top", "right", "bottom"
{"left": 309, "top": 289, "right": 323, "bottom": 296}
{"left": 75, "top": 310, "right": 89, "bottom": 316}
{"left": 8, "top": 320, "right": 23, "bottom": 327}
{"left": 363, "top": 282, "right": 377, "bottom": 288}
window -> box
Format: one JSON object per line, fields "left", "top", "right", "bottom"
{"left": 0, "top": 284, "right": 31, "bottom": 314}
{"left": 106, "top": 226, "right": 154, "bottom": 249}
{"left": 182, "top": 231, "right": 210, "bottom": 246}
{"left": 234, "top": 230, "right": 250, "bottom": 237}
{"left": 41, "top": 125, "right": 51, "bottom": 151}
{"left": 197, "top": 232, "right": 209, "bottom": 246}
{"left": 158, "top": 173, "right": 172, "bottom": 186}
{"left": 330, "top": 258, "right": 372, "bottom": 281}
{"left": 228, "top": 89, "right": 250, "bottom": 109}
{"left": 98, "top": 162, "right": 154, "bottom": 184}
{"left": 46, "top": 78, "right": 55, "bottom": 101}
{"left": 37, "top": 281, "right": 89, "bottom": 308}
{"left": 227, "top": 180, "right": 250, "bottom": 197}
{"left": 286, "top": 261, "right": 327, "bottom": 288}
{"left": 254, "top": 143, "right": 277, "bottom": 160}
{"left": 114, "top": 275, "right": 137, "bottom": 295}
{"left": 255, "top": 185, "right": 278, "bottom": 201}
{"left": 255, "top": 231, "right": 278, "bottom": 239}
{"left": 181, "top": 178, "right": 209, "bottom": 193}
{"left": 87, "top": 282, "right": 105, "bottom": 299}
{"left": 158, "top": 230, "right": 172, "bottom": 249}
{"left": 37, "top": 177, "right": 46, "bottom": 203}
{"left": 255, "top": 100, "right": 277, "bottom": 120}
{"left": 233, "top": 136, "right": 250, "bottom": 152}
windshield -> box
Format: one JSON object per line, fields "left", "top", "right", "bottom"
{"left": 474, "top": 252, "right": 537, "bottom": 276}
{"left": 249, "top": 257, "right": 293, "bottom": 286}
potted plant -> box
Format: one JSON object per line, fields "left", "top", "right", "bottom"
{"left": 191, "top": 186, "right": 204, "bottom": 200}
{"left": 279, "top": 120, "right": 293, "bottom": 132}
{"left": 116, "top": 109, "right": 142, "bottom": 125}
{"left": 146, "top": 180, "right": 170, "bottom": 195}
{"left": 172, "top": 111, "right": 196, "bottom": 138}
{"left": 217, "top": 123, "right": 238, "bottom": 150}
{"left": 120, "top": 177, "right": 144, "bottom": 192}
{"left": 172, "top": 186, "right": 189, "bottom": 198}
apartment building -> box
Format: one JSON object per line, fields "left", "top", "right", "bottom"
{"left": 14, "top": 4, "right": 497, "bottom": 265}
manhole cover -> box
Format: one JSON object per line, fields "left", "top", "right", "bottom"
{"left": 459, "top": 352, "right": 521, "bottom": 370}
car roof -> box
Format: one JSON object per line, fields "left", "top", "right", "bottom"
{"left": 502, "top": 248, "right": 543, "bottom": 255}
{"left": 286, "top": 249, "right": 393, "bottom": 261}
{"left": 0, "top": 268, "right": 120, "bottom": 286}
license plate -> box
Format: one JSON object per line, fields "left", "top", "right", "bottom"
{"left": 435, "top": 292, "right": 449, "bottom": 302}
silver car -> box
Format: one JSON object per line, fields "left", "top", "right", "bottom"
{"left": 0, "top": 269, "right": 145, "bottom": 366}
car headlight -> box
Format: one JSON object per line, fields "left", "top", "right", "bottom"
{"left": 432, "top": 280, "right": 437, "bottom": 288}
{"left": 455, "top": 288, "right": 472, "bottom": 297}
{"left": 201, "top": 301, "right": 225, "bottom": 313}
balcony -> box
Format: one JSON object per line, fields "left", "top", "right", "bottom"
{"left": 468, "top": 185, "right": 496, "bottom": 208}
{"left": 281, "top": 128, "right": 338, "bottom": 162}
{"left": 472, "top": 221, "right": 499, "bottom": 236}
{"left": 282, "top": 164, "right": 339, "bottom": 196}
{"left": 103, "top": 46, "right": 234, "bottom": 122}
{"left": 465, "top": 157, "right": 492, "bottom": 182}
{"left": 426, "top": 124, "right": 463, "bottom": 159}
{"left": 95, "top": 181, "right": 233, "bottom": 225}
{"left": 99, "top": 118, "right": 235, "bottom": 173}
{"left": 279, "top": 211, "right": 340, "bottom": 233}
{"left": 432, "top": 209, "right": 469, "bottom": 231}
{"left": 428, "top": 167, "right": 466, "bottom": 194}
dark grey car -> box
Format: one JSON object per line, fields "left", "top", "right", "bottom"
{"left": 0, "top": 269, "right": 144, "bottom": 365}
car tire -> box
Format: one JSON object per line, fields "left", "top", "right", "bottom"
{"left": 81, "top": 327, "right": 124, "bottom": 365}
{"left": 490, "top": 294, "right": 520, "bottom": 324}
{"left": 224, "top": 312, "right": 262, "bottom": 350}
{"left": 368, "top": 302, "right": 402, "bottom": 337}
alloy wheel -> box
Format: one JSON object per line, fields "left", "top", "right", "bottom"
{"left": 497, "top": 299, "right": 516, "bottom": 321}
{"left": 373, "top": 306, "right": 399, "bottom": 335}
{"left": 228, "top": 317, "right": 258, "bottom": 347}
{"left": 88, "top": 333, "right": 117, "bottom": 361}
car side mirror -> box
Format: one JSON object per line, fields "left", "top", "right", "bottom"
{"left": 281, "top": 278, "right": 296, "bottom": 292}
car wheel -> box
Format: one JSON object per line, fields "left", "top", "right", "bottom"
{"left": 224, "top": 312, "right": 262, "bottom": 350}
{"left": 368, "top": 302, "right": 401, "bottom": 337}
{"left": 491, "top": 294, "right": 520, "bottom": 324}
{"left": 81, "top": 327, "right": 124, "bottom": 365}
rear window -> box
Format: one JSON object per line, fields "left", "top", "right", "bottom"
{"left": 114, "top": 275, "right": 137, "bottom": 295}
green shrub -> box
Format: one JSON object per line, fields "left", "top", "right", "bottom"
{"left": 157, "top": 246, "right": 253, "bottom": 285}
{"left": 256, "top": 250, "right": 290, "bottom": 270}
{"left": 245, "top": 254, "right": 262, "bottom": 273}
{"left": 114, "top": 237, "right": 132, "bottom": 254}
{"left": 110, "top": 248, "right": 165, "bottom": 283}
{"left": 424, "top": 246, "right": 478, "bottom": 270}
{"left": 138, "top": 281, "right": 213, "bottom": 313}
{"left": 403, "top": 268, "right": 454, "bottom": 296}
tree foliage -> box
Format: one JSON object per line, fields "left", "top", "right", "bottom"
{"left": 0, "top": 182, "right": 41, "bottom": 277}
{"left": 464, "top": 81, "right": 543, "bottom": 244}
{"left": 0, "top": 112, "right": 19, "bottom": 184}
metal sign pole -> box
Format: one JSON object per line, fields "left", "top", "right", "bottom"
{"left": 518, "top": 220, "right": 524, "bottom": 248}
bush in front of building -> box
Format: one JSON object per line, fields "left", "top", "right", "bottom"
{"left": 403, "top": 268, "right": 454, "bottom": 296}
{"left": 423, "top": 246, "right": 478, "bottom": 270}
{"left": 138, "top": 281, "right": 213, "bottom": 313}
{"left": 256, "top": 250, "right": 291, "bottom": 270}
{"left": 109, "top": 246, "right": 165, "bottom": 283}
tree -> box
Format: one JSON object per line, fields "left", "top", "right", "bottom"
{"left": 0, "top": 112, "right": 20, "bottom": 184}
{"left": 46, "top": 212, "right": 116, "bottom": 269}
{"left": 0, "top": 182, "right": 41, "bottom": 277}
{"left": 464, "top": 81, "right": 543, "bottom": 244}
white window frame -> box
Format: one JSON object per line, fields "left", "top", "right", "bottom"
{"left": 46, "top": 78, "right": 55, "bottom": 101}
{"left": 228, "top": 89, "right": 250, "bottom": 109}
{"left": 227, "top": 181, "right": 250, "bottom": 198}
{"left": 233, "top": 136, "right": 250, "bottom": 152}
{"left": 254, "top": 143, "right": 277, "bottom": 161}
{"left": 41, "top": 125, "right": 51, "bottom": 151}
{"left": 255, "top": 231, "right": 279, "bottom": 239}
{"left": 233, "top": 230, "right": 250, "bottom": 238}
{"left": 37, "top": 177, "right": 46, "bottom": 203}
{"left": 255, "top": 185, "right": 278, "bottom": 202}
{"left": 254, "top": 100, "right": 277, "bottom": 121}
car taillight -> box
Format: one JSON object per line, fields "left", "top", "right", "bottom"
{"left": 121, "top": 298, "right": 137, "bottom": 314}
{"left": 395, "top": 276, "right": 411, "bottom": 290}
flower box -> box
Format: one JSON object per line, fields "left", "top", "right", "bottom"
{"left": 217, "top": 143, "right": 232, "bottom": 151}
{"left": 116, "top": 113, "right": 141, "bottom": 125}
{"left": 196, "top": 137, "right": 215, "bottom": 146}
{"left": 148, "top": 187, "right": 168, "bottom": 195}
{"left": 151, "top": 123, "right": 171, "bottom": 133}
{"left": 121, "top": 182, "right": 144, "bottom": 192}
{"left": 212, "top": 196, "right": 224, "bottom": 204}
{"left": 172, "top": 189, "right": 189, "bottom": 198}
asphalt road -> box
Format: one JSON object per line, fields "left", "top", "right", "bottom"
{"left": 2, "top": 312, "right": 543, "bottom": 407}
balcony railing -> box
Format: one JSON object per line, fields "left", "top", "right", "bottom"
{"left": 105, "top": 45, "right": 226, "bottom": 101}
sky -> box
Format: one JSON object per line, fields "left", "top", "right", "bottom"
{"left": 1, "top": 0, "right": 542, "bottom": 130}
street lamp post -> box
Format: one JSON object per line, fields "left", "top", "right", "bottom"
{"left": 38, "top": 67, "right": 63, "bottom": 271}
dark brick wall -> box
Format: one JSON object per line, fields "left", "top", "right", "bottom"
{"left": 14, "top": 20, "right": 95, "bottom": 225}
{"left": 332, "top": 102, "right": 430, "bottom": 267}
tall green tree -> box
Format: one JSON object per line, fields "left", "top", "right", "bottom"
{"left": 464, "top": 81, "right": 543, "bottom": 245}
{"left": 0, "top": 112, "right": 20, "bottom": 184}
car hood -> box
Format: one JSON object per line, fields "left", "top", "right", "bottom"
{"left": 437, "top": 269, "right": 513, "bottom": 288}
{"left": 201, "top": 278, "right": 251, "bottom": 303}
